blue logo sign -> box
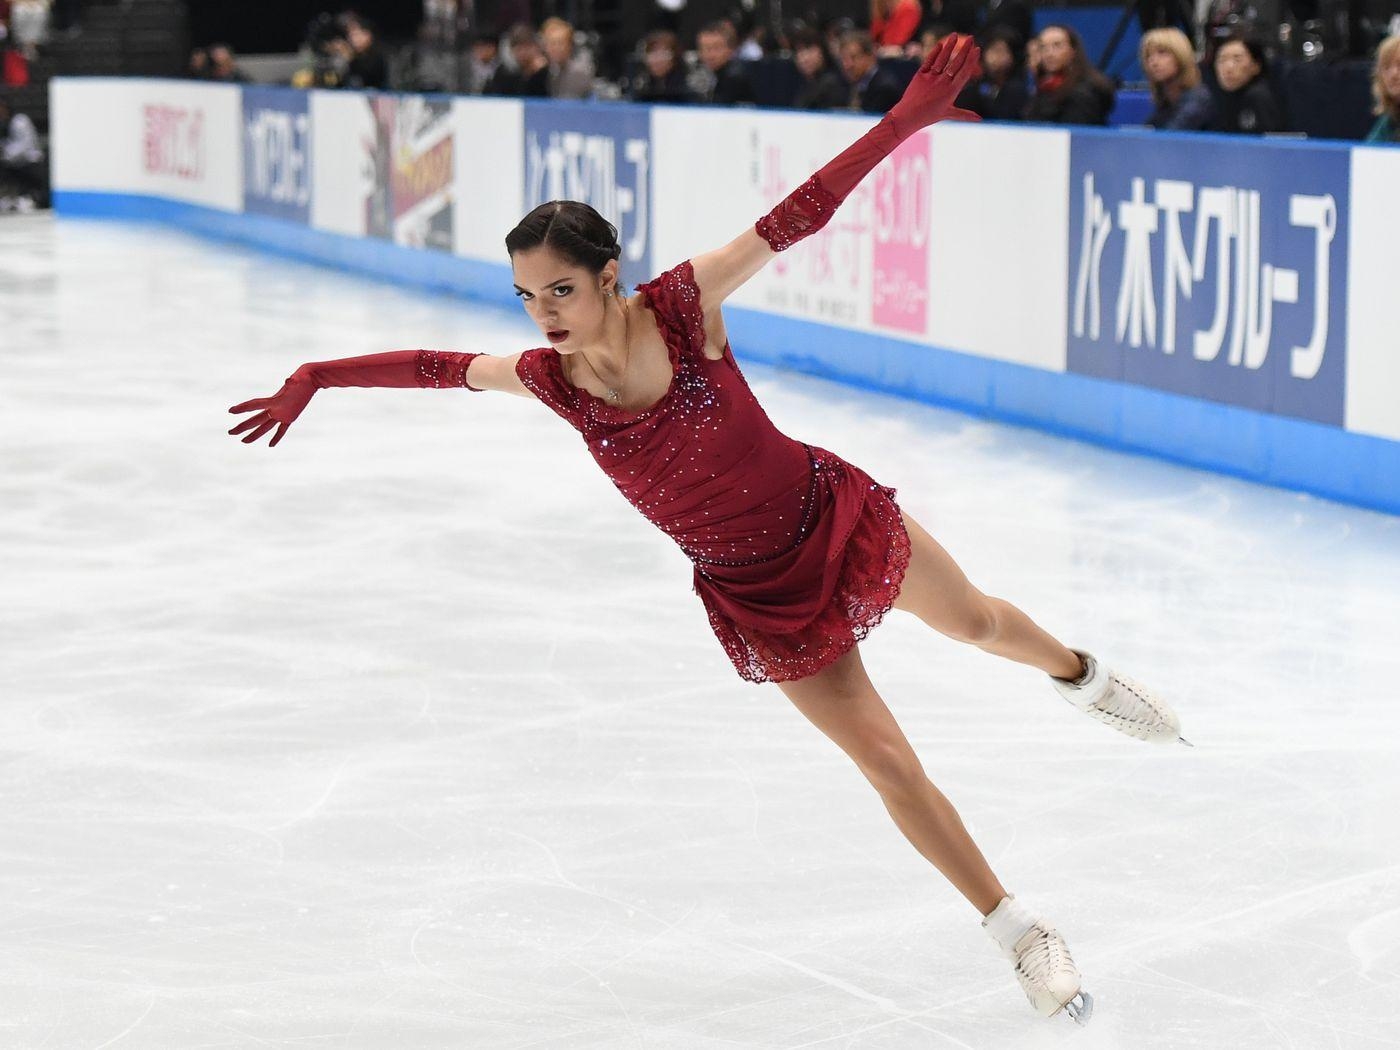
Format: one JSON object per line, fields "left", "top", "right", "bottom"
{"left": 242, "top": 87, "right": 311, "bottom": 224}
{"left": 522, "top": 102, "right": 652, "bottom": 284}
{"left": 1066, "top": 133, "right": 1348, "bottom": 426}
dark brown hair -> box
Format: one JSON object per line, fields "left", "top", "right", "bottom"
{"left": 505, "top": 200, "right": 622, "bottom": 275}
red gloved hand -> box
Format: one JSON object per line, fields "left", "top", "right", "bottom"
{"left": 228, "top": 349, "right": 482, "bottom": 447}
{"left": 755, "top": 34, "right": 982, "bottom": 252}
{"left": 884, "top": 33, "right": 983, "bottom": 141}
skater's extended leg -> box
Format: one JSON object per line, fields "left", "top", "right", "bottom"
{"left": 776, "top": 646, "right": 1007, "bottom": 915}
{"left": 892, "top": 511, "right": 1082, "bottom": 679}
{"left": 894, "top": 511, "right": 1188, "bottom": 746}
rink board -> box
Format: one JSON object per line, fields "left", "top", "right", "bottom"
{"left": 49, "top": 79, "right": 1400, "bottom": 515}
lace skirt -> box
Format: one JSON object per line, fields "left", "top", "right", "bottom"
{"left": 691, "top": 445, "right": 912, "bottom": 684}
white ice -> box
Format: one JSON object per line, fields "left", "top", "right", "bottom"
{"left": 3, "top": 213, "right": 1399, "bottom": 1049}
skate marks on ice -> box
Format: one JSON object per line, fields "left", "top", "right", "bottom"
{"left": 3, "top": 216, "right": 1399, "bottom": 1048}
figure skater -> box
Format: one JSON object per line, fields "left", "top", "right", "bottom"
{"left": 229, "top": 35, "right": 1188, "bottom": 1024}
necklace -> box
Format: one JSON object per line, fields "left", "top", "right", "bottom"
{"left": 576, "top": 294, "right": 631, "bottom": 404}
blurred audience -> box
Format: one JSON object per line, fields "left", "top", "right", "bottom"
{"left": 207, "top": 43, "right": 249, "bottom": 83}
{"left": 870, "top": 0, "right": 923, "bottom": 57}
{"left": 486, "top": 24, "right": 549, "bottom": 96}
{"left": 627, "top": 29, "right": 693, "bottom": 104}
{"left": 839, "top": 30, "right": 903, "bottom": 112}
{"left": 959, "top": 25, "right": 1028, "bottom": 121}
{"left": 792, "top": 27, "right": 847, "bottom": 110}
{"left": 340, "top": 15, "right": 389, "bottom": 89}
{"left": 1366, "top": 34, "right": 1400, "bottom": 144}
{"left": 1024, "top": 24, "right": 1115, "bottom": 125}
{"left": 696, "top": 20, "right": 755, "bottom": 105}
{"left": 0, "top": 95, "right": 45, "bottom": 209}
{"left": 464, "top": 32, "right": 501, "bottom": 94}
{"left": 1207, "top": 35, "right": 1283, "bottom": 134}
{"left": 541, "top": 17, "right": 594, "bottom": 99}
{"left": 1141, "top": 27, "right": 1211, "bottom": 129}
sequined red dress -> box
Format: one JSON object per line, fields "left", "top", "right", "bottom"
{"left": 515, "top": 260, "right": 911, "bottom": 683}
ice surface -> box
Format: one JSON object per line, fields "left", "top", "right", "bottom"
{"left": 2, "top": 214, "right": 1398, "bottom": 1048}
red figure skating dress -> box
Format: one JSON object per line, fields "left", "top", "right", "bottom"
{"left": 515, "top": 259, "right": 911, "bottom": 683}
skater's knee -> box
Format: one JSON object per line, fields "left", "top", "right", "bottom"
{"left": 855, "top": 738, "right": 928, "bottom": 797}
{"left": 943, "top": 595, "right": 1000, "bottom": 647}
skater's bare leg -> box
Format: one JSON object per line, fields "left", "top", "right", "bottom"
{"left": 776, "top": 647, "right": 1007, "bottom": 916}
{"left": 893, "top": 511, "right": 1081, "bottom": 680}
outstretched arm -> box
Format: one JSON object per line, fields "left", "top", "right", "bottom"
{"left": 227, "top": 349, "right": 534, "bottom": 447}
{"left": 690, "top": 33, "right": 981, "bottom": 310}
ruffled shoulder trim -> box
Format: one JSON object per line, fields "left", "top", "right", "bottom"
{"left": 634, "top": 259, "right": 706, "bottom": 365}
{"left": 515, "top": 348, "right": 583, "bottom": 430}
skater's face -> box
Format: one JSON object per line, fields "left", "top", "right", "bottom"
{"left": 510, "top": 246, "right": 616, "bottom": 350}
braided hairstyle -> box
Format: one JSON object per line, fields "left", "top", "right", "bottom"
{"left": 506, "top": 201, "right": 622, "bottom": 285}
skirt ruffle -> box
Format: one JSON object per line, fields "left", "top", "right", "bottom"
{"left": 694, "top": 447, "right": 912, "bottom": 684}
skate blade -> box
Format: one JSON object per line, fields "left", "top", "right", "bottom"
{"left": 1178, "top": 736, "right": 1194, "bottom": 748}
{"left": 1063, "top": 990, "right": 1093, "bottom": 1026}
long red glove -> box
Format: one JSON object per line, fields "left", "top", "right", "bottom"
{"left": 754, "top": 33, "right": 982, "bottom": 251}
{"left": 228, "top": 349, "right": 483, "bottom": 447}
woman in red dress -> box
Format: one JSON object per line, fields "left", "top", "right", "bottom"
{"left": 229, "top": 36, "right": 1185, "bottom": 1024}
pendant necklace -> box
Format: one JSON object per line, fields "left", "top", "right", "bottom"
{"left": 579, "top": 292, "right": 631, "bottom": 404}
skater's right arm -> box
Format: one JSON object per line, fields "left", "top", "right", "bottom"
{"left": 227, "top": 349, "right": 536, "bottom": 447}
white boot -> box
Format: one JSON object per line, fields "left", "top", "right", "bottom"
{"left": 982, "top": 894, "right": 1093, "bottom": 1025}
{"left": 1052, "top": 649, "right": 1191, "bottom": 746}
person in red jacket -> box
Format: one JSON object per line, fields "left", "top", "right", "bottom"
{"left": 230, "top": 36, "right": 1186, "bottom": 1025}
{"left": 870, "top": 0, "right": 923, "bottom": 55}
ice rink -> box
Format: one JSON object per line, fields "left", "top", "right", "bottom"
{"left": 4, "top": 213, "right": 1399, "bottom": 1049}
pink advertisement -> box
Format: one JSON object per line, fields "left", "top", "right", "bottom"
{"left": 143, "top": 104, "right": 205, "bottom": 181}
{"left": 871, "top": 131, "right": 930, "bottom": 334}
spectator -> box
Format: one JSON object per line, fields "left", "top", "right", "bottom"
{"left": 915, "top": 24, "right": 954, "bottom": 60}
{"left": 187, "top": 47, "right": 209, "bottom": 79}
{"left": 464, "top": 32, "right": 501, "bottom": 94}
{"left": 1141, "top": 27, "right": 1211, "bottom": 129}
{"left": 207, "top": 43, "right": 249, "bottom": 83}
{"left": 960, "top": 25, "right": 1027, "bottom": 121}
{"left": 627, "top": 29, "right": 693, "bottom": 104}
{"left": 792, "top": 27, "right": 847, "bottom": 109}
{"left": 1207, "top": 35, "right": 1283, "bottom": 134}
{"left": 870, "top": 0, "right": 923, "bottom": 56}
{"left": 1024, "top": 24, "right": 1114, "bottom": 125}
{"left": 1366, "top": 34, "right": 1400, "bottom": 144}
{"left": 839, "top": 30, "right": 904, "bottom": 113}
{"left": 541, "top": 17, "right": 593, "bottom": 99}
{"left": 696, "top": 20, "right": 756, "bottom": 105}
{"left": 0, "top": 95, "right": 45, "bottom": 209}
{"left": 486, "top": 24, "right": 549, "bottom": 97}
{"left": 342, "top": 15, "right": 389, "bottom": 90}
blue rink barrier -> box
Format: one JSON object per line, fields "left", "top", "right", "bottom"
{"left": 55, "top": 187, "right": 1400, "bottom": 517}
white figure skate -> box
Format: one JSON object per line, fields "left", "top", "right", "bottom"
{"left": 1052, "top": 649, "right": 1191, "bottom": 747}
{"left": 983, "top": 894, "right": 1093, "bottom": 1025}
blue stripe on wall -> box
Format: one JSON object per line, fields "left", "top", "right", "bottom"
{"left": 55, "top": 189, "right": 1400, "bottom": 517}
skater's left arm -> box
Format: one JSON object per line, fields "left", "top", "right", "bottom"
{"left": 689, "top": 34, "right": 980, "bottom": 312}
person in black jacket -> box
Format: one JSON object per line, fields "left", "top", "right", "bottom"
{"left": 485, "top": 24, "right": 550, "bottom": 97}
{"left": 697, "top": 21, "right": 757, "bottom": 105}
{"left": 838, "top": 30, "right": 904, "bottom": 113}
{"left": 1024, "top": 24, "right": 1115, "bottom": 125}
{"left": 958, "top": 25, "right": 1028, "bottom": 121}
{"left": 627, "top": 30, "right": 695, "bottom": 104}
{"left": 792, "top": 27, "right": 848, "bottom": 109}
{"left": 342, "top": 16, "right": 390, "bottom": 90}
{"left": 1207, "top": 35, "right": 1284, "bottom": 134}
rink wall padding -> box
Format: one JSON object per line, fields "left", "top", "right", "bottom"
{"left": 49, "top": 79, "right": 1400, "bottom": 516}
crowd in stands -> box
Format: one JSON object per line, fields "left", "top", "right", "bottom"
{"left": 186, "top": 2, "right": 1394, "bottom": 146}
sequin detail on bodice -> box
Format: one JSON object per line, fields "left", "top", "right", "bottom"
{"left": 515, "top": 259, "right": 912, "bottom": 684}
{"left": 516, "top": 260, "right": 814, "bottom": 567}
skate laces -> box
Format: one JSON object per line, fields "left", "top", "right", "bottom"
{"left": 1016, "top": 923, "right": 1071, "bottom": 983}
{"left": 1095, "top": 672, "right": 1166, "bottom": 730}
